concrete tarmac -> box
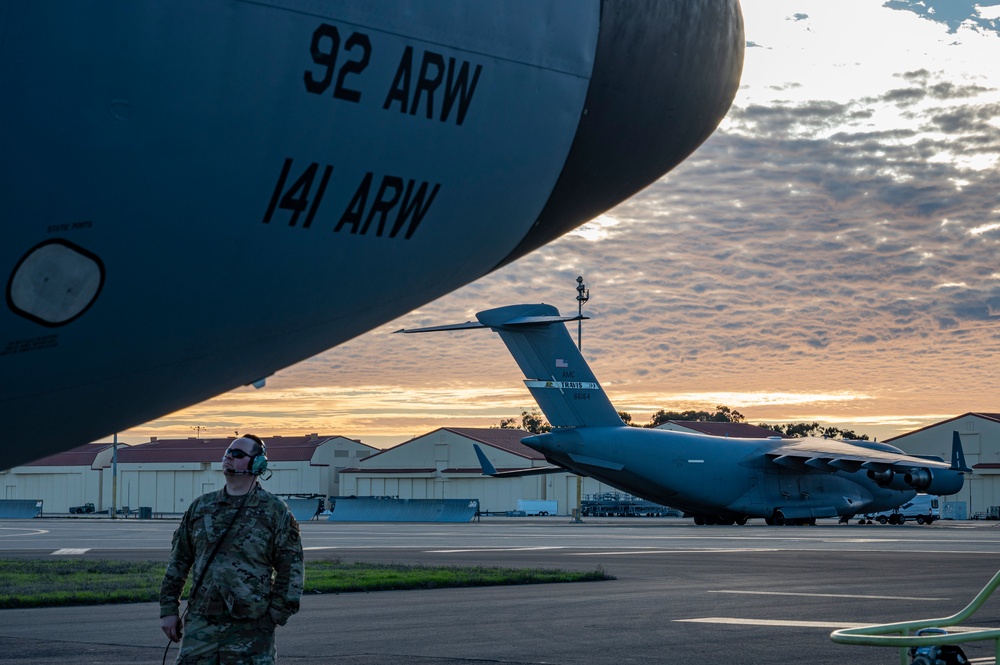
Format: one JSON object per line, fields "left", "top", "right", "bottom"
{"left": 3, "top": 517, "right": 1000, "bottom": 664}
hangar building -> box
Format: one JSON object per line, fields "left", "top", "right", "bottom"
{"left": 886, "top": 412, "right": 1000, "bottom": 519}
{"left": 0, "top": 434, "right": 376, "bottom": 514}
{"left": 0, "top": 443, "right": 113, "bottom": 514}
{"left": 339, "top": 427, "right": 619, "bottom": 514}
{"left": 5, "top": 414, "right": 993, "bottom": 518}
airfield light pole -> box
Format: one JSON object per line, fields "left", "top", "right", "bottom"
{"left": 573, "top": 276, "right": 589, "bottom": 523}
{"left": 111, "top": 433, "right": 118, "bottom": 519}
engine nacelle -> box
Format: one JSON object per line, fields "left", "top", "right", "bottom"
{"left": 867, "top": 468, "right": 895, "bottom": 487}
{"left": 904, "top": 468, "right": 964, "bottom": 496}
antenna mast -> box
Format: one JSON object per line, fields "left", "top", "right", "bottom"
{"left": 576, "top": 275, "right": 589, "bottom": 350}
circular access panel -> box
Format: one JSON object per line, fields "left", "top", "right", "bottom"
{"left": 7, "top": 238, "right": 105, "bottom": 326}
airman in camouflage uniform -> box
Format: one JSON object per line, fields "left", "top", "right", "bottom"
{"left": 160, "top": 435, "right": 304, "bottom": 664}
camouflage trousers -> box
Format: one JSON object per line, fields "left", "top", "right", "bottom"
{"left": 174, "top": 612, "right": 277, "bottom": 664}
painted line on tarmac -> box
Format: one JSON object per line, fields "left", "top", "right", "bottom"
{"left": 710, "top": 590, "right": 948, "bottom": 601}
{"left": 676, "top": 617, "right": 871, "bottom": 628}
{"left": 51, "top": 548, "right": 90, "bottom": 555}
{"left": 677, "top": 618, "right": 995, "bottom": 633}
{"left": 572, "top": 548, "right": 781, "bottom": 555}
{"left": 425, "top": 547, "right": 564, "bottom": 553}
{"left": 0, "top": 527, "right": 48, "bottom": 537}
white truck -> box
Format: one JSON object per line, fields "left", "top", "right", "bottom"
{"left": 867, "top": 494, "right": 939, "bottom": 525}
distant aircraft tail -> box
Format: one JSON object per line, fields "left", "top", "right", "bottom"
{"left": 951, "top": 431, "right": 972, "bottom": 472}
{"left": 474, "top": 304, "right": 624, "bottom": 428}
{"left": 396, "top": 303, "right": 624, "bottom": 428}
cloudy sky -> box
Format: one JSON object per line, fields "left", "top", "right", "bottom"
{"left": 114, "top": 0, "right": 1000, "bottom": 446}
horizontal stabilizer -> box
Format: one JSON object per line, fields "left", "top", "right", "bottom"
{"left": 473, "top": 443, "right": 498, "bottom": 475}
{"left": 395, "top": 315, "right": 586, "bottom": 334}
{"left": 396, "top": 303, "right": 623, "bottom": 429}
{"left": 472, "top": 444, "right": 565, "bottom": 478}
{"left": 499, "top": 314, "right": 588, "bottom": 326}
{"left": 394, "top": 321, "right": 487, "bottom": 333}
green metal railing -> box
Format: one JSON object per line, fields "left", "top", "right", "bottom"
{"left": 830, "top": 568, "right": 1000, "bottom": 664}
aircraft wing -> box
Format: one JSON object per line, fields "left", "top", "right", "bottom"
{"left": 472, "top": 444, "right": 569, "bottom": 478}
{"left": 765, "top": 437, "right": 953, "bottom": 473}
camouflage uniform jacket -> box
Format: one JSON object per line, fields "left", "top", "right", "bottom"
{"left": 159, "top": 484, "right": 304, "bottom": 624}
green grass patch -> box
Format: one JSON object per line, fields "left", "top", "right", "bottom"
{"left": 304, "top": 560, "right": 611, "bottom": 593}
{"left": 0, "top": 559, "right": 612, "bottom": 609}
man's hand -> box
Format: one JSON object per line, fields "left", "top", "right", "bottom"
{"left": 160, "top": 615, "right": 183, "bottom": 642}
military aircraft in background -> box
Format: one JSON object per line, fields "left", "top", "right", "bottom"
{"left": 397, "top": 303, "right": 970, "bottom": 525}
{"left": 1, "top": 2, "right": 745, "bottom": 468}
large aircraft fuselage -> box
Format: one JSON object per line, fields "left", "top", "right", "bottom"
{"left": 0, "top": 1, "right": 744, "bottom": 468}
{"left": 525, "top": 427, "right": 916, "bottom": 520}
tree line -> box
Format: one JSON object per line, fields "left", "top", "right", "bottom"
{"left": 494, "top": 405, "right": 870, "bottom": 440}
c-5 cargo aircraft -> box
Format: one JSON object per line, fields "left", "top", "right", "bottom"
{"left": 0, "top": 2, "right": 744, "bottom": 468}
{"left": 397, "top": 304, "right": 970, "bottom": 525}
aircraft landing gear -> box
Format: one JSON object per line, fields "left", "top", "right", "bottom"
{"left": 766, "top": 510, "right": 816, "bottom": 526}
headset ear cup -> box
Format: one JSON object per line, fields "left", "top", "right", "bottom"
{"left": 251, "top": 451, "right": 268, "bottom": 475}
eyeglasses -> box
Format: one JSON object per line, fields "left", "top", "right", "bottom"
{"left": 223, "top": 449, "right": 251, "bottom": 459}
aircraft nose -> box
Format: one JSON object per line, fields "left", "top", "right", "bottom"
{"left": 496, "top": 0, "right": 744, "bottom": 267}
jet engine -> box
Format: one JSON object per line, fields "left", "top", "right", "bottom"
{"left": 867, "top": 468, "right": 895, "bottom": 487}
{"left": 904, "top": 468, "right": 964, "bottom": 496}
{"left": 868, "top": 465, "right": 964, "bottom": 495}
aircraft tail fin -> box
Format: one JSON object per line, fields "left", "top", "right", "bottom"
{"left": 951, "top": 431, "right": 972, "bottom": 473}
{"left": 474, "top": 304, "right": 625, "bottom": 428}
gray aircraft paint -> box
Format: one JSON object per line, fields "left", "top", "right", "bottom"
{"left": 400, "top": 304, "right": 968, "bottom": 524}
{"left": 1, "top": 1, "right": 744, "bottom": 468}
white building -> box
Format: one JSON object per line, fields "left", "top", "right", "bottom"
{"left": 0, "top": 434, "right": 377, "bottom": 514}
{"left": 886, "top": 412, "right": 1000, "bottom": 519}
{"left": 22, "top": 416, "right": 989, "bottom": 519}
{"left": 0, "top": 443, "right": 113, "bottom": 514}
{"left": 339, "top": 427, "right": 618, "bottom": 515}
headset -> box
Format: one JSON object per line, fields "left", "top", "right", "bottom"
{"left": 244, "top": 433, "right": 269, "bottom": 476}
{"left": 224, "top": 434, "right": 268, "bottom": 476}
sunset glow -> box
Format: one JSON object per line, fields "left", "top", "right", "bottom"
{"left": 108, "top": 1, "right": 1000, "bottom": 448}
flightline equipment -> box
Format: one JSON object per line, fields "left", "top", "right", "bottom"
{"left": 830, "top": 568, "right": 1000, "bottom": 664}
